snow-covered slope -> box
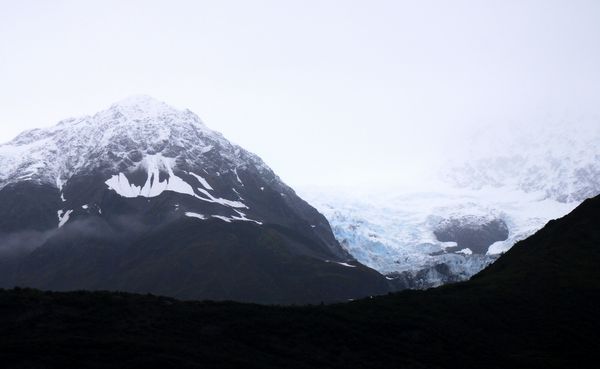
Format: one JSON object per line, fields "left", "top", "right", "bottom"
{"left": 444, "top": 118, "right": 600, "bottom": 202}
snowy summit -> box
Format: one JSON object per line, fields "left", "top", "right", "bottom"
{"left": 0, "top": 95, "right": 267, "bottom": 192}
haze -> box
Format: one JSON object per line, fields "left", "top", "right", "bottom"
{"left": 1, "top": 0, "right": 599, "bottom": 187}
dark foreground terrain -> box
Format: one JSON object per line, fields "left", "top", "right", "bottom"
{"left": 1, "top": 196, "right": 600, "bottom": 368}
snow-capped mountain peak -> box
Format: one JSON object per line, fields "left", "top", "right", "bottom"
{"left": 0, "top": 96, "right": 264, "bottom": 192}
{"left": 442, "top": 118, "right": 600, "bottom": 202}
{"left": 103, "top": 95, "right": 205, "bottom": 127}
{"left": 110, "top": 94, "right": 174, "bottom": 112}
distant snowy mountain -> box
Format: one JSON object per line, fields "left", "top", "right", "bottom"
{"left": 300, "top": 118, "right": 599, "bottom": 288}
{"left": 0, "top": 96, "right": 390, "bottom": 303}
{"left": 444, "top": 118, "right": 600, "bottom": 202}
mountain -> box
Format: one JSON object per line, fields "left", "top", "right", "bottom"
{"left": 1, "top": 194, "right": 599, "bottom": 368}
{"left": 300, "top": 119, "right": 600, "bottom": 288}
{"left": 444, "top": 118, "right": 600, "bottom": 202}
{"left": 0, "top": 96, "right": 390, "bottom": 304}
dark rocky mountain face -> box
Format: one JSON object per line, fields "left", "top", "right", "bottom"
{"left": 0, "top": 96, "right": 390, "bottom": 303}
{"left": 433, "top": 216, "right": 509, "bottom": 254}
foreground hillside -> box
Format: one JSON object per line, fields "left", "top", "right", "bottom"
{"left": 1, "top": 196, "right": 600, "bottom": 368}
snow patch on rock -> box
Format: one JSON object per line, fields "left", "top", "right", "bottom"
{"left": 57, "top": 209, "right": 73, "bottom": 228}
{"left": 185, "top": 212, "right": 206, "bottom": 220}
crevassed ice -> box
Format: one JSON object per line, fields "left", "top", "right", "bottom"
{"left": 299, "top": 185, "right": 578, "bottom": 278}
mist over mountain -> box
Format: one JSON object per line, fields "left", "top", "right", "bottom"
{"left": 444, "top": 115, "right": 600, "bottom": 202}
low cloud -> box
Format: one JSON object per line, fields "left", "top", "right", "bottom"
{"left": 0, "top": 214, "right": 160, "bottom": 259}
{"left": 0, "top": 230, "right": 54, "bottom": 258}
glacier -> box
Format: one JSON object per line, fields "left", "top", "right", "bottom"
{"left": 300, "top": 185, "right": 579, "bottom": 287}
{"left": 300, "top": 118, "right": 600, "bottom": 287}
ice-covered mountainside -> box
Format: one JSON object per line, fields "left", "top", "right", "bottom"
{"left": 300, "top": 118, "right": 600, "bottom": 288}
{"left": 444, "top": 118, "right": 600, "bottom": 202}
{"left": 300, "top": 186, "right": 577, "bottom": 287}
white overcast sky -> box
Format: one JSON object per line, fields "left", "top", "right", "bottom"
{"left": 1, "top": 0, "right": 599, "bottom": 187}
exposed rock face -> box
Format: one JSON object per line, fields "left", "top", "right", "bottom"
{"left": 433, "top": 216, "right": 510, "bottom": 254}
